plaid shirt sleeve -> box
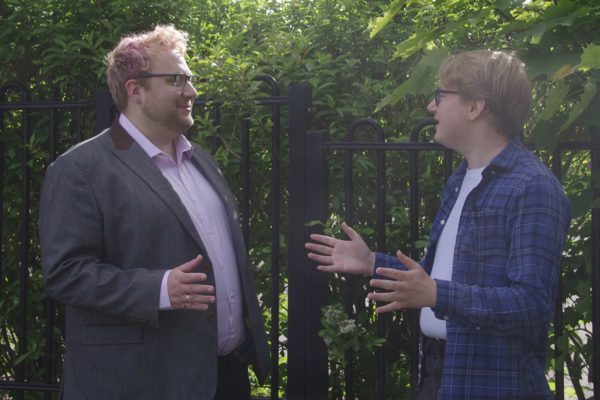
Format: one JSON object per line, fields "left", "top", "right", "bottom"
{"left": 432, "top": 175, "right": 571, "bottom": 335}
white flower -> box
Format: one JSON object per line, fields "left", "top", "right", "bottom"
{"left": 323, "top": 337, "right": 333, "bottom": 346}
{"left": 339, "top": 319, "right": 356, "bottom": 335}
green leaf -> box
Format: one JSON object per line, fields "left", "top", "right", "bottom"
{"left": 568, "top": 190, "right": 592, "bottom": 220}
{"left": 525, "top": 53, "right": 581, "bottom": 81}
{"left": 558, "top": 78, "right": 597, "bottom": 135}
{"left": 414, "top": 240, "right": 428, "bottom": 249}
{"left": 305, "top": 220, "right": 325, "bottom": 227}
{"left": 14, "top": 352, "right": 30, "bottom": 366}
{"left": 368, "top": 0, "right": 407, "bottom": 39}
{"left": 513, "top": 15, "right": 574, "bottom": 41}
{"left": 578, "top": 43, "right": 600, "bottom": 72}
{"left": 496, "top": 20, "right": 535, "bottom": 35}
{"left": 376, "top": 46, "right": 448, "bottom": 111}
{"left": 352, "top": 336, "right": 360, "bottom": 352}
{"left": 392, "top": 28, "right": 439, "bottom": 61}
{"left": 539, "top": 80, "right": 569, "bottom": 121}
{"left": 493, "top": 0, "right": 512, "bottom": 11}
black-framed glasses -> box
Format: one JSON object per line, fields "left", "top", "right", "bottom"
{"left": 435, "top": 88, "right": 458, "bottom": 106}
{"left": 134, "top": 74, "right": 208, "bottom": 90}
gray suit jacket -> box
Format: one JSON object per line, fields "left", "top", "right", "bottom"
{"left": 39, "top": 119, "right": 271, "bottom": 400}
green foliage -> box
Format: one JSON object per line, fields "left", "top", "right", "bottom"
{"left": 1, "top": 0, "right": 599, "bottom": 398}
{"left": 319, "top": 304, "right": 387, "bottom": 399}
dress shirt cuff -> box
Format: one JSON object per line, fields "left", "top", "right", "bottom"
{"left": 159, "top": 270, "right": 175, "bottom": 310}
{"left": 432, "top": 278, "right": 464, "bottom": 323}
{"left": 372, "top": 252, "right": 408, "bottom": 280}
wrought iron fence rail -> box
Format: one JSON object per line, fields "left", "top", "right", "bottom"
{"left": 0, "top": 382, "right": 61, "bottom": 392}
{"left": 325, "top": 141, "right": 600, "bottom": 151}
{"left": 0, "top": 102, "right": 92, "bottom": 110}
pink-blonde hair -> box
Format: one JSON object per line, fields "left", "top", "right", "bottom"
{"left": 439, "top": 50, "right": 532, "bottom": 137}
{"left": 106, "top": 25, "right": 189, "bottom": 111}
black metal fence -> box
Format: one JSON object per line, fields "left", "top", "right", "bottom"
{"left": 1, "top": 77, "right": 599, "bottom": 400}
{"left": 295, "top": 117, "right": 600, "bottom": 400}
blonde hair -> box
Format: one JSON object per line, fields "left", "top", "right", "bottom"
{"left": 105, "top": 25, "right": 189, "bottom": 111}
{"left": 439, "top": 50, "right": 532, "bottom": 137}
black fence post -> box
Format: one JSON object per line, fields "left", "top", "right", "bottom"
{"left": 95, "top": 89, "right": 112, "bottom": 134}
{"left": 590, "top": 125, "right": 600, "bottom": 400}
{"left": 305, "top": 130, "right": 329, "bottom": 399}
{"left": 408, "top": 117, "right": 436, "bottom": 398}
{"left": 552, "top": 148, "right": 564, "bottom": 400}
{"left": 287, "top": 84, "right": 321, "bottom": 399}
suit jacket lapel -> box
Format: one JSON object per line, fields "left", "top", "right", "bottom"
{"left": 107, "top": 119, "right": 208, "bottom": 255}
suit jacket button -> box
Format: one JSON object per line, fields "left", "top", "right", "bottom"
{"left": 207, "top": 312, "right": 216, "bottom": 321}
{"left": 204, "top": 265, "right": 212, "bottom": 274}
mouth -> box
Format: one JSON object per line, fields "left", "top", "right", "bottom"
{"left": 178, "top": 105, "right": 192, "bottom": 112}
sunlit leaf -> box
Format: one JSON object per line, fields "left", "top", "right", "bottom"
{"left": 551, "top": 64, "right": 578, "bottom": 83}
{"left": 539, "top": 80, "right": 569, "bottom": 121}
{"left": 368, "top": 0, "right": 407, "bottom": 39}
{"left": 558, "top": 78, "right": 597, "bottom": 134}
{"left": 578, "top": 43, "right": 600, "bottom": 72}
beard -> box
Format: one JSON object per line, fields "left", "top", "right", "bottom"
{"left": 140, "top": 100, "right": 194, "bottom": 135}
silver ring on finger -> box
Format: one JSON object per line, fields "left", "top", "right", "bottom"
{"left": 185, "top": 294, "right": 191, "bottom": 303}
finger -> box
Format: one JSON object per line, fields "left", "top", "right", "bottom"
{"left": 374, "top": 268, "right": 404, "bottom": 280}
{"left": 367, "top": 291, "right": 402, "bottom": 303}
{"left": 179, "top": 272, "right": 207, "bottom": 284}
{"left": 309, "top": 234, "right": 339, "bottom": 247}
{"left": 305, "top": 242, "right": 334, "bottom": 256}
{"left": 184, "top": 302, "right": 210, "bottom": 311}
{"left": 188, "top": 283, "right": 215, "bottom": 294}
{"left": 397, "top": 251, "right": 420, "bottom": 270}
{"left": 190, "top": 294, "right": 216, "bottom": 305}
{"left": 369, "top": 278, "right": 403, "bottom": 291}
{"left": 176, "top": 255, "right": 203, "bottom": 273}
{"left": 307, "top": 252, "right": 333, "bottom": 264}
{"left": 376, "top": 302, "right": 403, "bottom": 313}
{"left": 316, "top": 264, "right": 343, "bottom": 273}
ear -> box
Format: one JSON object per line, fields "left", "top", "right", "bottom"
{"left": 468, "top": 98, "right": 486, "bottom": 122}
{"left": 124, "top": 79, "right": 142, "bottom": 100}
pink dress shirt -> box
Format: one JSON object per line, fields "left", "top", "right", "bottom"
{"left": 119, "top": 113, "right": 244, "bottom": 356}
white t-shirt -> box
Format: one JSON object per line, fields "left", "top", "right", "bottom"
{"left": 420, "top": 166, "right": 484, "bottom": 339}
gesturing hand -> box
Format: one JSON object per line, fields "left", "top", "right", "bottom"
{"left": 167, "top": 255, "right": 215, "bottom": 311}
{"left": 367, "top": 251, "right": 437, "bottom": 313}
{"left": 305, "top": 222, "right": 376, "bottom": 276}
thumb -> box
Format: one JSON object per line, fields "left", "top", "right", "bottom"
{"left": 397, "top": 250, "right": 419, "bottom": 270}
{"left": 341, "top": 221, "right": 359, "bottom": 241}
{"left": 176, "top": 255, "right": 203, "bottom": 273}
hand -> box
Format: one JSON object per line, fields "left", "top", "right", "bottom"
{"left": 305, "top": 222, "right": 375, "bottom": 276}
{"left": 167, "top": 255, "right": 215, "bottom": 311}
{"left": 368, "top": 251, "right": 437, "bottom": 313}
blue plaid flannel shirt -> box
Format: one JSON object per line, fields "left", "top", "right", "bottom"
{"left": 373, "top": 135, "right": 571, "bottom": 399}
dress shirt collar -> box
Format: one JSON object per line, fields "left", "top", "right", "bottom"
{"left": 118, "top": 113, "right": 194, "bottom": 165}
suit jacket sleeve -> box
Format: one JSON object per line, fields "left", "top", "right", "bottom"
{"left": 40, "top": 154, "right": 165, "bottom": 327}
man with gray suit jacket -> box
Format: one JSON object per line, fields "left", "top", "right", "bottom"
{"left": 39, "top": 24, "right": 270, "bottom": 400}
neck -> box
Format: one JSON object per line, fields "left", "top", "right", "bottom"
{"left": 461, "top": 129, "right": 510, "bottom": 170}
{"left": 123, "top": 110, "right": 178, "bottom": 160}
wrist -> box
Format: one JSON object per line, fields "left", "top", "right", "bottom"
{"left": 366, "top": 252, "right": 376, "bottom": 275}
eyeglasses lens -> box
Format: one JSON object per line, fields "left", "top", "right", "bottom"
{"left": 174, "top": 74, "right": 201, "bottom": 90}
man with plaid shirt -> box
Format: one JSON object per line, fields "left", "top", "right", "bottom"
{"left": 306, "top": 50, "right": 571, "bottom": 399}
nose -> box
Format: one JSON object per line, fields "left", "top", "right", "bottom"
{"left": 183, "top": 79, "right": 198, "bottom": 100}
{"left": 426, "top": 98, "right": 437, "bottom": 114}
